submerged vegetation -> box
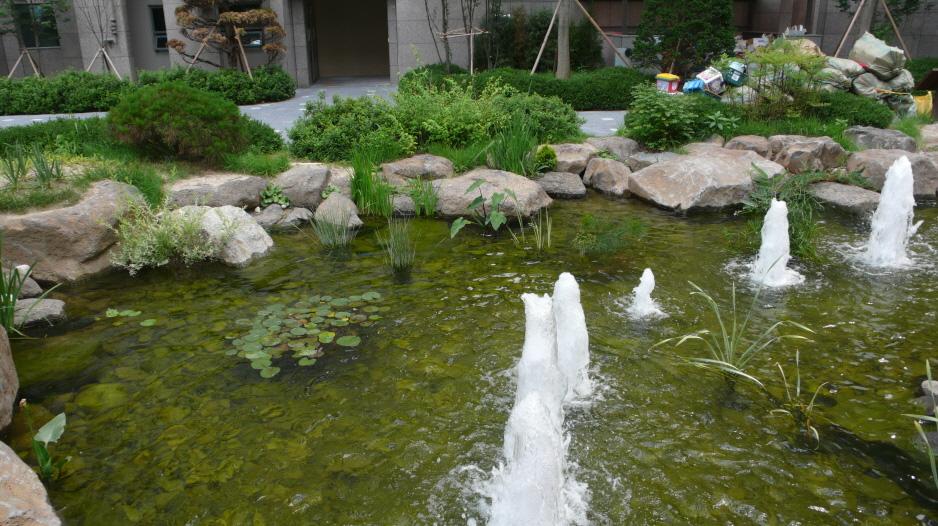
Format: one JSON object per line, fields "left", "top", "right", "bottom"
{"left": 572, "top": 213, "right": 646, "bottom": 256}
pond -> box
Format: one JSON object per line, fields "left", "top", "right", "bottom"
{"left": 7, "top": 195, "right": 938, "bottom": 525}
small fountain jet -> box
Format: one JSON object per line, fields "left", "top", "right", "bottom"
{"left": 626, "top": 268, "right": 666, "bottom": 319}
{"left": 751, "top": 199, "right": 805, "bottom": 287}
{"left": 863, "top": 156, "right": 923, "bottom": 268}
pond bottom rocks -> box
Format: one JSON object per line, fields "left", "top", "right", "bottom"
{"left": 253, "top": 205, "right": 314, "bottom": 230}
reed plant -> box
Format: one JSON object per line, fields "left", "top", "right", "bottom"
{"left": 528, "top": 208, "right": 552, "bottom": 252}
{"left": 377, "top": 219, "right": 415, "bottom": 273}
{"left": 486, "top": 118, "right": 537, "bottom": 177}
{"left": 29, "top": 144, "right": 62, "bottom": 188}
{"left": 905, "top": 360, "right": 938, "bottom": 492}
{"left": 0, "top": 238, "right": 60, "bottom": 334}
{"left": 426, "top": 141, "right": 489, "bottom": 172}
{"left": 771, "top": 350, "right": 828, "bottom": 447}
{"left": 407, "top": 178, "right": 438, "bottom": 217}
{"left": 0, "top": 144, "right": 29, "bottom": 190}
{"left": 351, "top": 150, "right": 395, "bottom": 217}
{"left": 311, "top": 212, "right": 358, "bottom": 249}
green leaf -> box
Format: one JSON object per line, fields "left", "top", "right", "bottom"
{"left": 250, "top": 357, "right": 272, "bottom": 369}
{"left": 289, "top": 327, "right": 308, "bottom": 336}
{"left": 139, "top": 319, "right": 157, "bottom": 327}
{"left": 318, "top": 331, "right": 335, "bottom": 344}
{"left": 34, "top": 413, "right": 66, "bottom": 446}
{"left": 105, "top": 308, "right": 119, "bottom": 318}
{"left": 336, "top": 335, "right": 361, "bottom": 347}
{"left": 330, "top": 298, "right": 350, "bottom": 307}
{"left": 120, "top": 310, "right": 142, "bottom": 317}
{"left": 467, "top": 195, "right": 485, "bottom": 211}
{"left": 465, "top": 178, "right": 485, "bottom": 194}
{"left": 260, "top": 366, "right": 280, "bottom": 378}
{"left": 488, "top": 211, "right": 507, "bottom": 231}
{"left": 330, "top": 319, "right": 349, "bottom": 327}
{"left": 335, "top": 311, "right": 351, "bottom": 320}
{"left": 489, "top": 192, "right": 505, "bottom": 210}
{"left": 362, "top": 291, "right": 382, "bottom": 302}
{"left": 450, "top": 217, "right": 469, "bottom": 238}
{"left": 297, "top": 358, "right": 317, "bottom": 366}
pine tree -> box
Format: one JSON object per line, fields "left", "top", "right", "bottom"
{"left": 632, "top": 0, "right": 735, "bottom": 77}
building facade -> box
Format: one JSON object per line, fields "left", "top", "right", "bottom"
{"left": 1, "top": 0, "right": 935, "bottom": 87}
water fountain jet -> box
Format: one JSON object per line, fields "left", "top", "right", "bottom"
{"left": 751, "top": 199, "right": 805, "bottom": 287}
{"left": 863, "top": 156, "right": 922, "bottom": 267}
{"left": 626, "top": 268, "right": 665, "bottom": 319}
{"left": 553, "top": 273, "right": 592, "bottom": 403}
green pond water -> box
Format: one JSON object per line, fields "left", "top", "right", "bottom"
{"left": 6, "top": 195, "right": 938, "bottom": 525}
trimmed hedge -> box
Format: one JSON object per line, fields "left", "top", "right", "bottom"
{"left": 0, "top": 66, "right": 296, "bottom": 116}
{"left": 814, "top": 91, "right": 895, "bottom": 129}
{"left": 399, "top": 66, "right": 651, "bottom": 111}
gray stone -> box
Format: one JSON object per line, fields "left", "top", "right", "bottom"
{"left": 2, "top": 266, "right": 42, "bottom": 299}
{"left": 432, "top": 169, "right": 552, "bottom": 218}
{"left": 626, "top": 151, "right": 680, "bottom": 171}
{"left": 582, "top": 158, "right": 630, "bottom": 197}
{"left": 549, "top": 143, "right": 598, "bottom": 174}
{"left": 809, "top": 182, "right": 880, "bottom": 215}
{"left": 683, "top": 142, "right": 725, "bottom": 155}
{"left": 922, "top": 123, "right": 938, "bottom": 152}
{"left": 174, "top": 206, "right": 273, "bottom": 267}
{"left": 585, "top": 136, "right": 640, "bottom": 162}
{"left": 327, "top": 165, "right": 354, "bottom": 197}
{"left": 273, "top": 163, "right": 331, "bottom": 209}
{"left": 845, "top": 126, "right": 917, "bottom": 152}
{"left": 846, "top": 149, "right": 938, "bottom": 199}
{"left": 768, "top": 135, "right": 847, "bottom": 173}
{"left": 0, "top": 327, "right": 15, "bottom": 431}
{"left": 380, "top": 154, "right": 455, "bottom": 186}
{"left": 278, "top": 207, "right": 314, "bottom": 229}
{"left": 253, "top": 204, "right": 285, "bottom": 229}
{"left": 168, "top": 173, "right": 267, "bottom": 208}
{"left": 0, "top": 440, "right": 61, "bottom": 526}
{"left": 0, "top": 181, "right": 142, "bottom": 282}
{"left": 923, "top": 380, "right": 938, "bottom": 398}
{"left": 629, "top": 149, "right": 784, "bottom": 211}
{"left": 314, "top": 193, "right": 363, "bottom": 229}
{"left": 13, "top": 298, "right": 66, "bottom": 328}
{"left": 534, "top": 172, "right": 587, "bottom": 199}
{"left": 253, "top": 205, "right": 313, "bottom": 230}
{"left": 392, "top": 194, "right": 416, "bottom": 216}
{"left": 725, "top": 135, "right": 771, "bottom": 158}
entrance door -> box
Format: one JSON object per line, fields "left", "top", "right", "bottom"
{"left": 308, "top": 0, "right": 390, "bottom": 78}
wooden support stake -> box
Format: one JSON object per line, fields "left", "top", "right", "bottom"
{"left": 186, "top": 26, "right": 217, "bottom": 73}
{"left": 879, "top": 0, "right": 911, "bottom": 59}
{"left": 571, "top": 0, "right": 629, "bottom": 67}
{"left": 531, "top": 0, "right": 562, "bottom": 75}
{"left": 234, "top": 29, "right": 253, "bottom": 79}
{"left": 7, "top": 51, "right": 25, "bottom": 79}
{"left": 834, "top": 0, "right": 866, "bottom": 58}
{"left": 24, "top": 49, "right": 41, "bottom": 77}
{"left": 101, "top": 48, "right": 123, "bottom": 80}
{"left": 85, "top": 48, "right": 102, "bottom": 72}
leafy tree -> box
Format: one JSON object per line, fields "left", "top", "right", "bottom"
{"left": 0, "top": 0, "right": 70, "bottom": 76}
{"left": 168, "top": 0, "right": 286, "bottom": 71}
{"left": 632, "top": 0, "right": 734, "bottom": 77}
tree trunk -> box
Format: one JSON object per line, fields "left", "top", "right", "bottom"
{"left": 556, "top": 0, "right": 570, "bottom": 79}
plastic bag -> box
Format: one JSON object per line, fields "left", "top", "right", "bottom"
{"left": 914, "top": 92, "right": 933, "bottom": 117}
{"left": 849, "top": 32, "right": 907, "bottom": 80}
{"left": 818, "top": 67, "right": 851, "bottom": 90}
{"left": 884, "top": 69, "right": 914, "bottom": 92}
{"left": 826, "top": 57, "right": 866, "bottom": 79}
{"left": 852, "top": 72, "right": 888, "bottom": 98}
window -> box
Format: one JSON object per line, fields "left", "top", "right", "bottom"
{"left": 13, "top": 2, "right": 61, "bottom": 48}
{"left": 222, "top": 2, "right": 264, "bottom": 48}
{"left": 150, "top": 5, "right": 167, "bottom": 51}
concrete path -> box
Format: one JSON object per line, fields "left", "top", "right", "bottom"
{"left": 0, "top": 76, "right": 625, "bottom": 137}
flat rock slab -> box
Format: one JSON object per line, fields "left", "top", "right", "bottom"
{"left": 253, "top": 205, "right": 313, "bottom": 230}
{"left": 768, "top": 135, "right": 847, "bottom": 173}
{"left": 583, "top": 158, "right": 630, "bottom": 197}
{"left": 314, "top": 193, "right": 363, "bottom": 228}
{"left": 0, "top": 441, "right": 62, "bottom": 526}
{"left": 0, "top": 180, "right": 142, "bottom": 282}
{"left": 809, "top": 182, "right": 880, "bottom": 215}
{"left": 627, "top": 151, "right": 680, "bottom": 171}
{"left": 14, "top": 298, "right": 66, "bottom": 328}
{"left": 169, "top": 173, "right": 267, "bottom": 208}
{"left": 0, "top": 327, "right": 15, "bottom": 431}
{"left": 585, "top": 136, "right": 639, "bottom": 162}
{"left": 174, "top": 206, "right": 273, "bottom": 267}
{"left": 274, "top": 163, "right": 331, "bottom": 209}
{"left": 845, "top": 126, "right": 917, "bottom": 152}
{"left": 534, "top": 172, "right": 586, "bottom": 199}
{"left": 630, "top": 149, "right": 784, "bottom": 211}
{"left": 922, "top": 123, "right": 938, "bottom": 152}
{"left": 432, "top": 168, "right": 552, "bottom": 218}
{"left": 846, "top": 149, "right": 938, "bottom": 199}
{"left": 724, "top": 135, "right": 770, "bottom": 158}
{"left": 380, "top": 154, "right": 455, "bottom": 186}
{"left": 549, "top": 143, "right": 598, "bottom": 174}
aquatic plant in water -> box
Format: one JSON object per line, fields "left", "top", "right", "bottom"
{"left": 449, "top": 179, "right": 521, "bottom": 238}
{"left": 771, "top": 350, "right": 828, "bottom": 447}
{"left": 225, "top": 292, "right": 386, "bottom": 378}
{"left": 21, "top": 401, "right": 69, "bottom": 482}
{"left": 1, "top": 238, "right": 60, "bottom": 334}
{"left": 905, "top": 360, "right": 938, "bottom": 492}
{"left": 377, "top": 219, "right": 415, "bottom": 273}
{"left": 260, "top": 183, "right": 290, "bottom": 208}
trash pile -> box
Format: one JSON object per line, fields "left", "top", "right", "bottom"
{"left": 657, "top": 32, "right": 915, "bottom": 116}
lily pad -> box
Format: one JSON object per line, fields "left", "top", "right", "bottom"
{"left": 335, "top": 311, "right": 351, "bottom": 320}
{"left": 106, "top": 308, "right": 120, "bottom": 318}
{"left": 289, "top": 327, "right": 308, "bottom": 336}
{"left": 120, "top": 310, "right": 142, "bottom": 317}
{"left": 330, "top": 319, "right": 349, "bottom": 327}
{"left": 330, "top": 298, "right": 349, "bottom": 307}
{"left": 139, "top": 319, "right": 157, "bottom": 327}
{"left": 336, "top": 335, "right": 361, "bottom": 348}
{"left": 362, "top": 292, "right": 382, "bottom": 301}
{"left": 260, "top": 366, "right": 280, "bottom": 378}
{"left": 297, "top": 358, "right": 317, "bottom": 366}
{"left": 318, "top": 331, "right": 335, "bottom": 344}
{"left": 250, "top": 357, "right": 272, "bottom": 369}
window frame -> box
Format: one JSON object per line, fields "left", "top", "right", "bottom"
{"left": 149, "top": 4, "right": 168, "bottom": 52}
{"left": 12, "top": 1, "right": 62, "bottom": 49}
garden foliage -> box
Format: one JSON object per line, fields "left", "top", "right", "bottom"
{"left": 633, "top": 0, "right": 735, "bottom": 77}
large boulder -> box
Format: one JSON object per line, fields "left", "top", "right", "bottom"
{"left": 168, "top": 173, "right": 267, "bottom": 208}
{"left": 13, "top": 298, "right": 66, "bottom": 328}
{"left": 627, "top": 151, "right": 680, "bottom": 171}
{"left": 922, "top": 123, "right": 938, "bottom": 152}
{"left": 844, "top": 126, "right": 917, "bottom": 152}
{"left": 273, "top": 163, "right": 331, "bottom": 209}
{"left": 534, "top": 172, "right": 586, "bottom": 199}
{"left": 582, "top": 158, "right": 630, "bottom": 197}
{"left": 0, "top": 440, "right": 61, "bottom": 526}
{"left": 768, "top": 135, "right": 847, "bottom": 173}
{"left": 432, "top": 169, "right": 552, "bottom": 218}
{"left": 252, "top": 205, "right": 313, "bottom": 230}
{"left": 629, "top": 149, "right": 784, "bottom": 211}
{"left": 173, "top": 206, "right": 273, "bottom": 266}
{"left": 725, "top": 135, "right": 771, "bottom": 158}
{"left": 380, "top": 154, "right": 455, "bottom": 186}
{"left": 809, "top": 182, "right": 880, "bottom": 215}
{"left": 314, "top": 193, "right": 364, "bottom": 229}
{"left": 585, "top": 137, "right": 640, "bottom": 162}
{"left": 846, "top": 149, "right": 938, "bottom": 199}
{"left": 0, "top": 180, "right": 142, "bottom": 282}
{"left": 0, "top": 327, "right": 15, "bottom": 431}
{"left": 327, "top": 165, "right": 354, "bottom": 197}
{"left": 549, "top": 143, "right": 598, "bottom": 174}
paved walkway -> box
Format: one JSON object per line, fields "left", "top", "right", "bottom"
{"left": 0, "top": 76, "right": 625, "bottom": 137}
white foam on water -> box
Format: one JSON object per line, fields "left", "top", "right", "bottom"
{"left": 750, "top": 199, "right": 805, "bottom": 287}
{"left": 863, "top": 156, "right": 922, "bottom": 268}
{"left": 625, "top": 268, "right": 666, "bottom": 319}
{"left": 553, "top": 273, "right": 593, "bottom": 403}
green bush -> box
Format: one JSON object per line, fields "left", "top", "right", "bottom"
{"left": 633, "top": 0, "right": 734, "bottom": 77}
{"left": 107, "top": 82, "right": 246, "bottom": 163}
{"left": 252, "top": 65, "right": 297, "bottom": 101}
{"left": 813, "top": 91, "right": 895, "bottom": 128}
{"left": 289, "top": 94, "right": 415, "bottom": 162}
{"left": 137, "top": 65, "right": 295, "bottom": 103}
{"left": 907, "top": 57, "right": 938, "bottom": 85}
{"left": 241, "top": 117, "right": 284, "bottom": 153}
{"left": 394, "top": 78, "right": 508, "bottom": 147}
{"left": 622, "top": 86, "right": 729, "bottom": 150}
{"left": 425, "top": 142, "right": 488, "bottom": 172}
{"left": 0, "top": 72, "right": 133, "bottom": 115}
{"left": 534, "top": 145, "right": 557, "bottom": 173}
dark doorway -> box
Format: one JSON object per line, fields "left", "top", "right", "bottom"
{"left": 306, "top": 0, "right": 390, "bottom": 82}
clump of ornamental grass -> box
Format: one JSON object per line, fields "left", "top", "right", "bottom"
{"left": 377, "top": 218, "right": 415, "bottom": 273}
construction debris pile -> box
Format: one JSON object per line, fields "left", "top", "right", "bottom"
{"left": 819, "top": 32, "right": 914, "bottom": 114}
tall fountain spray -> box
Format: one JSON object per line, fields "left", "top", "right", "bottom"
{"left": 515, "top": 293, "right": 567, "bottom": 425}
{"left": 863, "top": 156, "right": 922, "bottom": 267}
{"left": 553, "top": 273, "right": 592, "bottom": 403}
{"left": 751, "top": 199, "right": 805, "bottom": 287}
{"left": 627, "top": 268, "right": 665, "bottom": 319}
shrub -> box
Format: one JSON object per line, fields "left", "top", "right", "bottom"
{"left": 534, "top": 145, "right": 557, "bottom": 173}
{"left": 137, "top": 66, "right": 295, "bottom": 103}
{"left": 111, "top": 202, "right": 221, "bottom": 275}
{"left": 241, "top": 117, "right": 285, "bottom": 153}
{"left": 731, "top": 117, "right": 853, "bottom": 149}
{"left": 491, "top": 91, "right": 583, "bottom": 142}
{"left": 288, "top": 94, "right": 415, "bottom": 162}
{"left": 49, "top": 71, "right": 132, "bottom": 113}
{"left": 395, "top": 77, "right": 508, "bottom": 147}
{"left": 623, "top": 86, "right": 724, "bottom": 150}
{"left": 813, "top": 91, "right": 895, "bottom": 128}
{"left": 107, "top": 82, "right": 246, "bottom": 163}
{"left": 487, "top": 118, "right": 538, "bottom": 176}
{"left": 633, "top": 0, "right": 735, "bottom": 77}
{"left": 252, "top": 66, "right": 296, "bottom": 101}
{"left": 908, "top": 57, "right": 938, "bottom": 85}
